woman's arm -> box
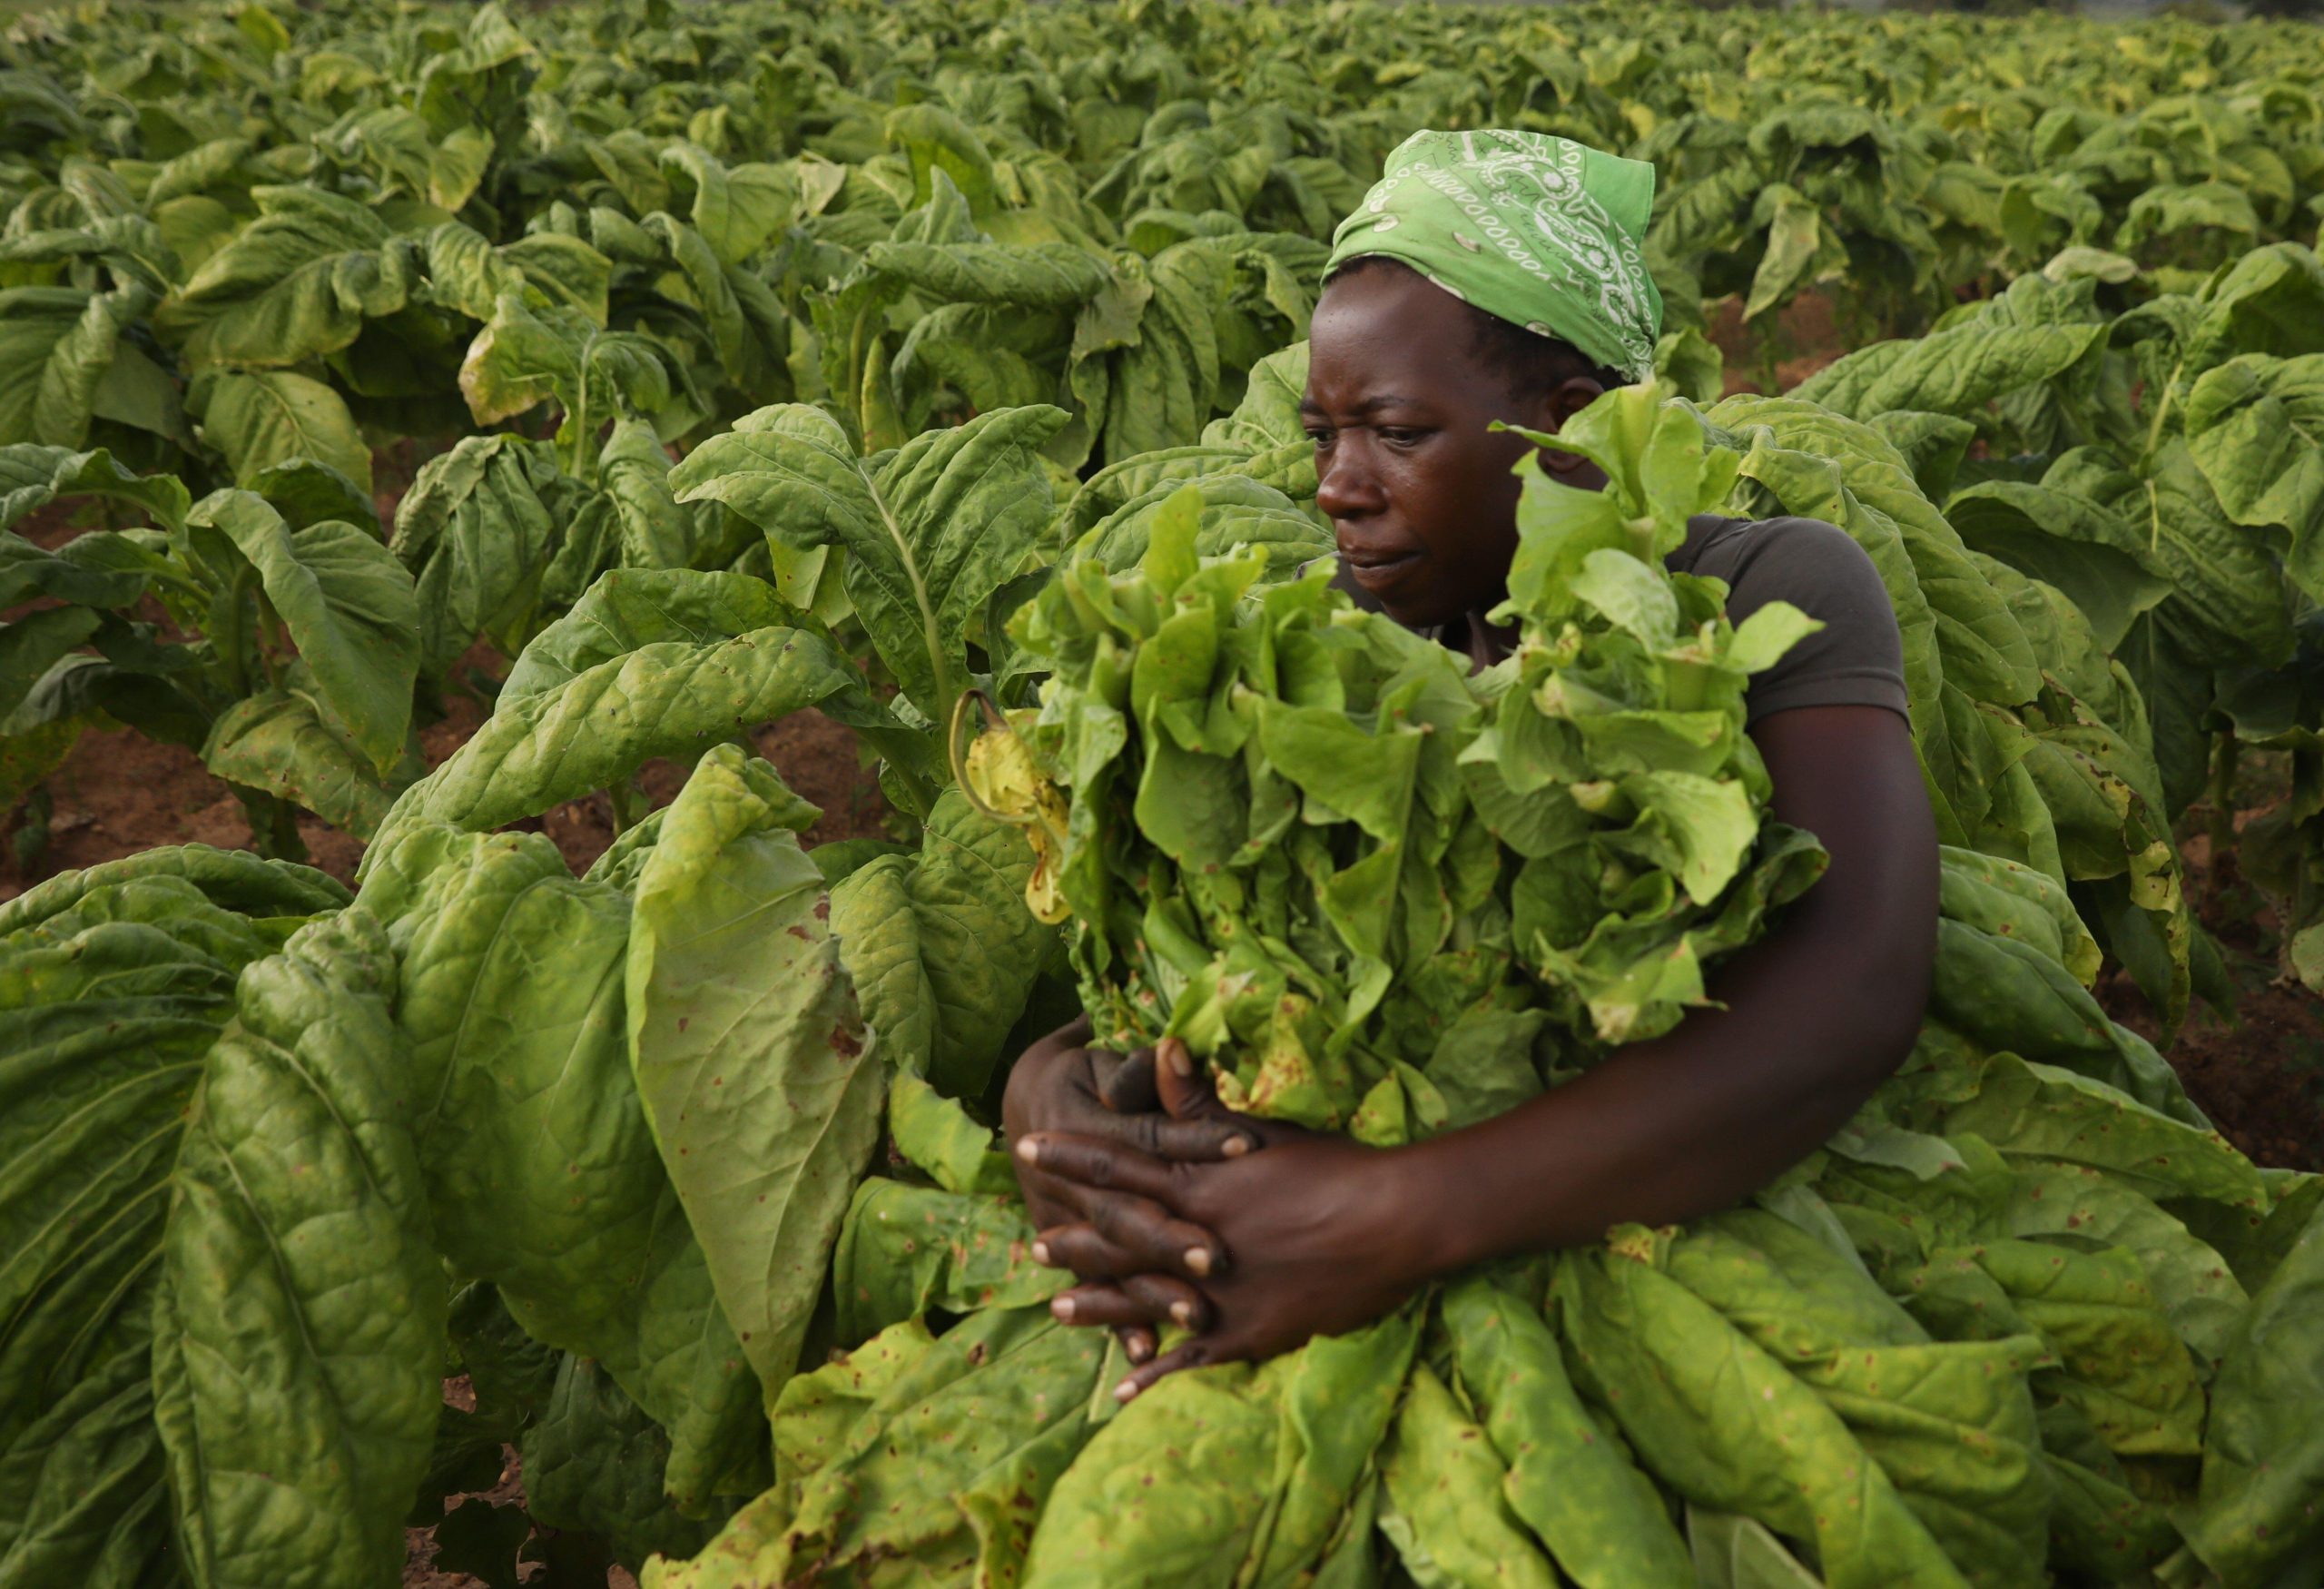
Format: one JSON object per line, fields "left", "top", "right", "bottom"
{"left": 1013, "top": 703, "right": 1938, "bottom": 1396}
{"left": 1382, "top": 702, "right": 1935, "bottom": 1264}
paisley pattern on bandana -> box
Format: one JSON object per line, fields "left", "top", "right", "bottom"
{"left": 1326, "top": 129, "right": 1663, "bottom": 382}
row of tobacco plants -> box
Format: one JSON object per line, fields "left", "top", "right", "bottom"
{"left": 4, "top": 0, "right": 2324, "bottom": 1585}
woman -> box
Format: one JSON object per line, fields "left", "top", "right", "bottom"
{"left": 1005, "top": 130, "right": 1938, "bottom": 1402}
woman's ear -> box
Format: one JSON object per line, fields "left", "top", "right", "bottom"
{"left": 1534, "top": 375, "right": 1606, "bottom": 476}
{"left": 1533, "top": 376, "right": 1608, "bottom": 483}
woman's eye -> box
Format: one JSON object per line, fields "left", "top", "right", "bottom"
{"left": 1305, "top": 429, "right": 1334, "bottom": 448}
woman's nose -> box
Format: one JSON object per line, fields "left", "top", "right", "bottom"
{"left": 1315, "top": 442, "right": 1386, "bottom": 519}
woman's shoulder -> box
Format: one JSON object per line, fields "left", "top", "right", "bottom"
{"left": 1674, "top": 514, "right": 1909, "bottom": 723}
{"left": 1672, "top": 512, "right": 1893, "bottom": 623}
{"left": 1672, "top": 513, "right": 1876, "bottom": 591}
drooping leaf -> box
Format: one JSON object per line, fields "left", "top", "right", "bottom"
{"left": 827, "top": 790, "right": 1051, "bottom": 1098}
{"left": 627, "top": 745, "right": 883, "bottom": 1397}
{"left": 195, "top": 370, "right": 374, "bottom": 494}
{"left": 186, "top": 490, "right": 419, "bottom": 772}
{"left": 151, "top": 910, "right": 444, "bottom": 1589}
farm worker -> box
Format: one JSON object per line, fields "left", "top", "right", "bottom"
{"left": 1006, "top": 130, "right": 1936, "bottom": 1397}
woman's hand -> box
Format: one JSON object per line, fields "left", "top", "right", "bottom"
{"left": 1019, "top": 1047, "right": 1445, "bottom": 1401}
{"left": 1001, "top": 1016, "right": 1257, "bottom": 1229}
{"left": 1001, "top": 1020, "right": 1260, "bottom": 1359}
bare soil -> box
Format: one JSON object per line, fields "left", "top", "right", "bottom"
{"left": 2097, "top": 818, "right": 2324, "bottom": 1175}
{"left": 1709, "top": 289, "right": 1850, "bottom": 396}
{"left": 0, "top": 650, "right": 890, "bottom": 902}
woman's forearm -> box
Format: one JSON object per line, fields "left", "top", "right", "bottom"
{"left": 1392, "top": 918, "right": 1925, "bottom": 1274}
{"left": 1388, "top": 705, "right": 1938, "bottom": 1277}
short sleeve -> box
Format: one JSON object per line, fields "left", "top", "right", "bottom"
{"left": 1702, "top": 517, "right": 1911, "bottom": 725}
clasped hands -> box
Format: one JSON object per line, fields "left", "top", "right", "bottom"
{"left": 1001, "top": 1017, "right": 1437, "bottom": 1403}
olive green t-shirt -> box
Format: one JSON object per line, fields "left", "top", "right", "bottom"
{"left": 1328, "top": 513, "right": 1910, "bottom": 725}
{"left": 1669, "top": 513, "right": 1910, "bottom": 725}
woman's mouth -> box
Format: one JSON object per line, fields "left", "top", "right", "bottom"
{"left": 1339, "top": 547, "right": 1423, "bottom": 592}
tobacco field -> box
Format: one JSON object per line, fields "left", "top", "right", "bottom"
{"left": 5, "top": 0, "right": 2324, "bottom": 1584}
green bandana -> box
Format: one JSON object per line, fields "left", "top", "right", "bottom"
{"left": 1325, "top": 129, "right": 1663, "bottom": 383}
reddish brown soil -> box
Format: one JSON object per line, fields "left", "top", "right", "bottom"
{"left": 0, "top": 702, "right": 887, "bottom": 898}
{"left": 1709, "top": 290, "right": 1850, "bottom": 397}
{"left": 2098, "top": 817, "right": 2324, "bottom": 1175}
{"left": 0, "top": 646, "right": 889, "bottom": 903}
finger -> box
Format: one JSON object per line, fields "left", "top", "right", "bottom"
{"left": 1049, "top": 1282, "right": 1164, "bottom": 1328}
{"left": 1012, "top": 1165, "right": 1093, "bottom": 1232}
{"left": 1124, "top": 1272, "right": 1212, "bottom": 1332}
{"left": 1118, "top": 1326, "right": 1157, "bottom": 1365}
{"left": 1153, "top": 1037, "right": 1216, "bottom": 1120}
{"left": 1113, "top": 1336, "right": 1229, "bottom": 1404}
{"left": 1092, "top": 1046, "right": 1159, "bottom": 1114}
{"left": 1082, "top": 1190, "right": 1226, "bottom": 1281}
{"left": 1046, "top": 1281, "right": 1129, "bottom": 1327}
{"left": 1031, "top": 1222, "right": 1144, "bottom": 1280}
{"left": 1048, "top": 1275, "right": 1211, "bottom": 1332}
{"left": 1016, "top": 1131, "right": 1175, "bottom": 1200}
{"left": 1153, "top": 1040, "right": 1272, "bottom": 1153}
{"left": 1039, "top": 1208, "right": 1226, "bottom": 1286}
{"left": 1121, "top": 1109, "right": 1258, "bottom": 1163}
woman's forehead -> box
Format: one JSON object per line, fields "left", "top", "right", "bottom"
{"left": 1307, "top": 270, "right": 1488, "bottom": 403}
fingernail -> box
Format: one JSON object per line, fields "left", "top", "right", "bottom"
{"left": 1165, "top": 1039, "right": 1194, "bottom": 1078}
{"left": 1126, "top": 1334, "right": 1153, "bottom": 1363}
{"left": 1032, "top": 1241, "right": 1051, "bottom": 1266}
{"left": 1050, "top": 1295, "right": 1075, "bottom": 1321}
{"left": 1221, "top": 1134, "right": 1252, "bottom": 1158}
{"left": 1184, "top": 1247, "right": 1211, "bottom": 1277}
{"left": 1015, "top": 1137, "right": 1040, "bottom": 1163}
{"left": 1114, "top": 1379, "right": 1141, "bottom": 1403}
{"left": 1170, "top": 1299, "right": 1194, "bottom": 1325}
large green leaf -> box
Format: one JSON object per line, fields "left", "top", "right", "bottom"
{"left": 2182, "top": 352, "right": 2324, "bottom": 605}
{"left": 828, "top": 1179, "right": 1057, "bottom": 1345}
{"left": 1092, "top": 242, "right": 1223, "bottom": 466}
{"left": 2171, "top": 1204, "right": 2324, "bottom": 1587}
{"left": 1944, "top": 479, "right": 2171, "bottom": 652}
{"left": 1668, "top": 1213, "right": 2052, "bottom": 1587}
{"left": 1378, "top": 1361, "right": 1557, "bottom": 1589}
{"left": 456, "top": 287, "right": 669, "bottom": 440}
{"left": 194, "top": 370, "right": 373, "bottom": 494}
{"left": 1792, "top": 275, "right": 2106, "bottom": 422}
{"left": 865, "top": 239, "right": 1111, "bottom": 309}
{"left": 356, "top": 828, "right": 649, "bottom": 1337}
{"left": 388, "top": 434, "right": 569, "bottom": 678}
{"left": 155, "top": 185, "right": 407, "bottom": 368}
{"left": 827, "top": 789, "right": 1052, "bottom": 1098}
{"left": 518, "top": 1356, "right": 724, "bottom": 1573}
{"left": 151, "top": 910, "right": 443, "bottom": 1589}
{"left": 1443, "top": 1275, "right": 1695, "bottom": 1588}
{"left": 659, "top": 144, "right": 797, "bottom": 268}
{"left": 600, "top": 417, "right": 709, "bottom": 571}
{"left": 497, "top": 568, "right": 793, "bottom": 698}
{"left": 1028, "top": 1308, "right": 1421, "bottom": 1587}
{"left": 369, "top": 618, "right": 891, "bottom": 852}
{"left": 356, "top": 824, "right": 768, "bottom": 1508}
{"left": 0, "top": 281, "right": 158, "bottom": 449}
{"left": 187, "top": 490, "right": 419, "bottom": 773}
{"left": 0, "top": 444, "right": 191, "bottom": 535}
{"left": 1554, "top": 1239, "right": 1967, "bottom": 1589}
{"left": 627, "top": 745, "right": 883, "bottom": 1397}
{"left": 671, "top": 402, "right": 1068, "bottom": 723}
{"left": 654, "top": 1308, "right": 1112, "bottom": 1589}
{"left": 200, "top": 689, "right": 408, "bottom": 835}
{"left": 0, "top": 869, "right": 283, "bottom": 1587}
